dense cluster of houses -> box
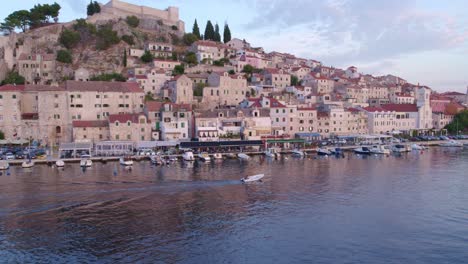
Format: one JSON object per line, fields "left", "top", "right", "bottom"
{"left": 1, "top": 38, "right": 467, "bottom": 146}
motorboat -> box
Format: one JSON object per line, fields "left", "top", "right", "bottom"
{"left": 150, "top": 155, "right": 164, "bottom": 165}
{"left": 439, "top": 140, "right": 463, "bottom": 147}
{"left": 226, "top": 153, "right": 237, "bottom": 159}
{"left": 411, "top": 144, "right": 426, "bottom": 150}
{"left": 0, "top": 160, "right": 10, "bottom": 170}
{"left": 80, "top": 155, "right": 93, "bottom": 167}
{"left": 198, "top": 152, "right": 211, "bottom": 162}
{"left": 392, "top": 144, "right": 411, "bottom": 153}
{"left": 317, "top": 147, "right": 333, "bottom": 156}
{"left": 331, "top": 148, "right": 344, "bottom": 155}
{"left": 21, "top": 160, "right": 35, "bottom": 168}
{"left": 291, "top": 149, "right": 305, "bottom": 157}
{"left": 56, "top": 160, "right": 65, "bottom": 167}
{"left": 238, "top": 153, "right": 250, "bottom": 160}
{"left": 264, "top": 148, "right": 280, "bottom": 158}
{"left": 370, "top": 145, "right": 390, "bottom": 154}
{"left": 212, "top": 153, "right": 223, "bottom": 160}
{"left": 241, "top": 174, "right": 264, "bottom": 183}
{"left": 354, "top": 147, "right": 371, "bottom": 155}
{"left": 182, "top": 151, "right": 195, "bottom": 161}
{"left": 119, "top": 156, "right": 134, "bottom": 166}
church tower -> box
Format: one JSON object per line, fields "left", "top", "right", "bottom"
{"left": 416, "top": 87, "right": 433, "bottom": 130}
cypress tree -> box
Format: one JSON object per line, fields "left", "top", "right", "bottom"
{"left": 123, "top": 48, "right": 127, "bottom": 67}
{"left": 94, "top": 1, "right": 101, "bottom": 13}
{"left": 192, "top": 19, "right": 201, "bottom": 39}
{"left": 204, "top": 20, "right": 215, "bottom": 41}
{"left": 87, "top": 0, "right": 95, "bottom": 16}
{"left": 223, "top": 23, "right": 231, "bottom": 43}
{"left": 214, "top": 23, "right": 221, "bottom": 42}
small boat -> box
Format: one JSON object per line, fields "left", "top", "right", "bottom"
{"left": 238, "top": 153, "right": 250, "bottom": 160}
{"left": 241, "top": 174, "right": 265, "bottom": 183}
{"left": 331, "top": 148, "right": 344, "bottom": 155}
{"left": 56, "top": 160, "right": 65, "bottom": 167}
{"left": 226, "top": 153, "right": 237, "bottom": 159}
{"left": 291, "top": 149, "right": 305, "bottom": 157}
{"left": 354, "top": 147, "right": 371, "bottom": 155}
{"left": 80, "top": 156, "right": 93, "bottom": 167}
{"left": 0, "top": 160, "right": 10, "bottom": 170}
{"left": 150, "top": 155, "right": 164, "bottom": 165}
{"left": 198, "top": 152, "right": 211, "bottom": 162}
{"left": 317, "top": 147, "right": 333, "bottom": 156}
{"left": 411, "top": 144, "right": 426, "bottom": 150}
{"left": 439, "top": 140, "right": 463, "bottom": 147}
{"left": 370, "top": 145, "right": 390, "bottom": 154}
{"left": 21, "top": 160, "right": 35, "bottom": 168}
{"left": 392, "top": 144, "right": 411, "bottom": 153}
{"left": 212, "top": 153, "right": 223, "bottom": 160}
{"left": 182, "top": 151, "right": 195, "bottom": 161}
{"left": 119, "top": 156, "right": 134, "bottom": 166}
{"left": 264, "top": 148, "right": 280, "bottom": 158}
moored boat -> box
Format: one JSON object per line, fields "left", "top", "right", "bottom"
{"left": 317, "top": 147, "right": 333, "bottom": 156}
{"left": 80, "top": 156, "right": 93, "bottom": 167}
{"left": 0, "top": 160, "right": 10, "bottom": 170}
{"left": 370, "top": 145, "right": 391, "bottom": 154}
{"left": 411, "top": 144, "right": 426, "bottom": 150}
{"left": 439, "top": 140, "right": 463, "bottom": 147}
{"left": 198, "top": 152, "right": 211, "bottom": 162}
{"left": 21, "top": 160, "right": 35, "bottom": 168}
{"left": 182, "top": 151, "right": 195, "bottom": 161}
{"left": 291, "top": 149, "right": 305, "bottom": 157}
{"left": 56, "top": 160, "right": 65, "bottom": 167}
{"left": 392, "top": 144, "right": 411, "bottom": 153}
{"left": 238, "top": 153, "right": 250, "bottom": 160}
{"left": 119, "top": 156, "right": 134, "bottom": 166}
{"left": 212, "top": 153, "right": 223, "bottom": 160}
{"left": 241, "top": 174, "right": 264, "bottom": 183}
{"left": 354, "top": 147, "right": 371, "bottom": 155}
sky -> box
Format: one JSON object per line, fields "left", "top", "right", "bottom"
{"left": 1, "top": 0, "right": 467, "bottom": 93}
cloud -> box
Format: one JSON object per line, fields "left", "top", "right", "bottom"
{"left": 243, "top": 0, "right": 468, "bottom": 64}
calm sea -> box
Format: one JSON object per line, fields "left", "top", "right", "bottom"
{"left": 1, "top": 147, "right": 467, "bottom": 263}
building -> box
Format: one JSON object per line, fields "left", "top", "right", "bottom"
{"left": 109, "top": 113, "right": 151, "bottom": 141}
{"left": 167, "top": 74, "right": 193, "bottom": 104}
{"left": 18, "top": 53, "right": 56, "bottom": 85}
{"left": 72, "top": 120, "right": 110, "bottom": 142}
{"left": 263, "top": 68, "right": 291, "bottom": 90}
{"left": 201, "top": 72, "right": 249, "bottom": 108}
{"left": 146, "top": 42, "right": 173, "bottom": 58}
{"left": 226, "top": 38, "right": 251, "bottom": 50}
{"left": 189, "top": 40, "right": 236, "bottom": 64}
{"left": 152, "top": 59, "right": 181, "bottom": 74}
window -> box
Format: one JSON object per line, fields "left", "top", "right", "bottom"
{"left": 54, "top": 94, "right": 58, "bottom": 98}
{"left": 12, "top": 95, "right": 16, "bottom": 99}
{"left": 181, "top": 122, "right": 185, "bottom": 128}
{"left": 97, "top": 114, "right": 101, "bottom": 119}
{"left": 127, "top": 134, "right": 131, "bottom": 140}
{"left": 115, "top": 122, "right": 119, "bottom": 127}
{"left": 0, "top": 95, "right": 2, "bottom": 99}
{"left": 54, "top": 103, "right": 59, "bottom": 108}
{"left": 127, "top": 121, "right": 131, "bottom": 126}
{"left": 116, "top": 135, "right": 120, "bottom": 140}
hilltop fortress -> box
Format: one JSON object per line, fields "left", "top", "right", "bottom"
{"left": 88, "top": 0, "right": 185, "bottom": 31}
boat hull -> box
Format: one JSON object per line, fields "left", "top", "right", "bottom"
{"left": 241, "top": 174, "right": 265, "bottom": 183}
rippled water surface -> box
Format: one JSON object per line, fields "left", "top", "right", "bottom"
{"left": 1, "top": 148, "right": 468, "bottom": 263}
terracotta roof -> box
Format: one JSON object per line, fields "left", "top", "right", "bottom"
{"left": 153, "top": 59, "right": 180, "bottom": 63}
{"left": 0, "top": 84, "right": 25, "bottom": 91}
{"left": 135, "top": 75, "right": 147, "bottom": 79}
{"left": 381, "top": 104, "right": 418, "bottom": 112}
{"left": 145, "top": 101, "right": 164, "bottom": 112}
{"left": 443, "top": 91, "right": 465, "bottom": 96}
{"left": 65, "top": 81, "right": 142, "bottom": 93}
{"left": 363, "top": 106, "right": 385, "bottom": 112}
{"left": 109, "top": 113, "right": 147, "bottom": 123}
{"left": 18, "top": 53, "right": 55, "bottom": 61}
{"left": 269, "top": 97, "right": 286, "bottom": 108}
{"left": 25, "top": 84, "right": 66, "bottom": 92}
{"left": 72, "top": 120, "right": 109, "bottom": 128}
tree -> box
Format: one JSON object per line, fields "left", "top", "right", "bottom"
{"left": 87, "top": 1, "right": 101, "bottom": 16}
{"left": 126, "top": 16, "right": 139, "bottom": 28}
{"left": 173, "top": 65, "right": 185, "bottom": 75}
{"left": 121, "top": 35, "right": 134, "bottom": 45}
{"left": 213, "top": 60, "right": 224, "bottom": 67}
{"left": 56, "top": 49, "right": 72, "bottom": 63}
{"left": 204, "top": 20, "right": 215, "bottom": 41}
{"left": 2, "top": 10, "right": 31, "bottom": 32}
{"left": 445, "top": 110, "right": 468, "bottom": 134}
{"left": 228, "top": 69, "right": 235, "bottom": 75}
{"left": 93, "top": 1, "right": 101, "bottom": 14}
{"left": 96, "top": 24, "right": 120, "bottom": 50}
{"left": 223, "top": 23, "right": 231, "bottom": 43}
{"left": 192, "top": 19, "right": 201, "bottom": 39}
{"left": 171, "top": 52, "right": 178, "bottom": 61}
{"left": 90, "top": 73, "right": 126, "bottom": 82}
{"left": 214, "top": 23, "right": 221, "bottom": 42}
{"left": 123, "top": 48, "right": 127, "bottom": 67}
{"left": 291, "top": 75, "right": 299, "bottom": 86}
{"left": 140, "top": 50, "right": 154, "bottom": 63}
{"left": 59, "top": 29, "right": 81, "bottom": 49}
{"left": 184, "top": 52, "right": 198, "bottom": 66}
{"left": 193, "top": 83, "right": 205, "bottom": 96}
{"left": 182, "top": 33, "right": 198, "bottom": 46}
{"left": 1, "top": 71, "right": 25, "bottom": 85}
{"left": 242, "top": 64, "right": 254, "bottom": 75}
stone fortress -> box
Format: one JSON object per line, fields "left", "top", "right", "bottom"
{"left": 88, "top": 0, "right": 185, "bottom": 31}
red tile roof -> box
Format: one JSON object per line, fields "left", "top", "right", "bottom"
{"left": 109, "top": 113, "right": 147, "bottom": 123}
{"left": 65, "top": 81, "right": 142, "bottom": 93}
{"left": 18, "top": 53, "right": 55, "bottom": 61}
{"left": 145, "top": 101, "right": 164, "bottom": 112}
{"left": 72, "top": 120, "right": 109, "bottom": 128}
{"left": 269, "top": 97, "right": 286, "bottom": 108}
{"left": 0, "top": 84, "right": 25, "bottom": 91}
{"left": 381, "top": 104, "right": 418, "bottom": 112}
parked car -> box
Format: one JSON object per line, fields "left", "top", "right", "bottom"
{"left": 4, "top": 152, "right": 15, "bottom": 160}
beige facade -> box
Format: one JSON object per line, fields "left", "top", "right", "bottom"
{"left": 263, "top": 68, "right": 291, "bottom": 90}
{"left": 189, "top": 40, "right": 236, "bottom": 64}
{"left": 18, "top": 53, "right": 55, "bottom": 85}
{"left": 109, "top": 113, "right": 151, "bottom": 141}
{"left": 72, "top": 120, "right": 110, "bottom": 142}
{"left": 202, "top": 72, "right": 249, "bottom": 108}
{"left": 168, "top": 74, "right": 193, "bottom": 104}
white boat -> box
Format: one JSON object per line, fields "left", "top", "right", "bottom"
{"left": 317, "top": 147, "right": 333, "bottom": 156}
{"left": 370, "top": 145, "right": 390, "bottom": 154}
{"left": 119, "top": 156, "right": 134, "bottom": 166}
{"left": 182, "top": 151, "right": 195, "bottom": 161}
{"left": 264, "top": 148, "right": 280, "bottom": 158}
{"left": 56, "top": 160, "right": 65, "bottom": 167}
{"left": 392, "top": 144, "right": 411, "bottom": 153}
{"left": 198, "top": 152, "right": 211, "bottom": 162}
{"left": 291, "top": 149, "right": 305, "bottom": 157}
{"left": 226, "top": 153, "right": 237, "bottom": 159}
{"left": 238, "top": 153, "right": 250, "bottom": 160}
{"left": 21, "top": 160, "right": 35, "bottom": 168}
{"left": 150, "top": 155, "right": 164, "bottom": 165}
{"left": 354, "top": 147, "right": 371, "bottom": 155}
{"left": 80, "top": 159, "right": 92, "bottom": 167}
{"left": 241, "top": 174, "right": 265, "bottom": 183}
{"left": 411, "top": 144, "right": 426, "bottom": 150}
{"left": 439, "top": 140, "right": 463, "bottom": 147}
{"left": 0, "top": 160, "right": 10, "bottom": 170}
{"left": 212, "top": 153, "right": 223, "bottom": 160}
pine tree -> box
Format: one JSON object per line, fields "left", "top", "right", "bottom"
{"left": 94, "top": 1, "right": 101, "bottom": 13}
{"left": 87, "top": 1, "right": 95, "bottom": 16}
{"left": 123, "top": 48, "right": 127, "bottom": 67}
{"left": 204, "top": 20, "right": 215, "bottom": 41}
{"left": 192, "top": 19, "right": 201, "bottom": 39}
{"left": 223, "top": 23, "right": 231, "bottom": 43}
{"left": 214, "top": 23, "right": 221, "bottom": 42}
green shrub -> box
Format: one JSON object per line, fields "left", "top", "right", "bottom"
{"left": 140, "top": 50, "right": 154, "bottom": 63}
{"left": 56, "top": 49, "right": 72, "bottom": 63}
{"left": 59, "top": 29, "right": 81, "bottom": 49}
{"left": 96, "top": 24, "right": 120, "bottom": 50}
{"left": 121, "top": 35, "right": 134, "bottom": 45}
{"left": 90, "top": 73, "right": 126, "bottom": 82}
{"left": 1, "top": 71, "right": 25, "bottom": 85}
{"left": 126, "top": 16, "right": 139, "bottom": 28}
